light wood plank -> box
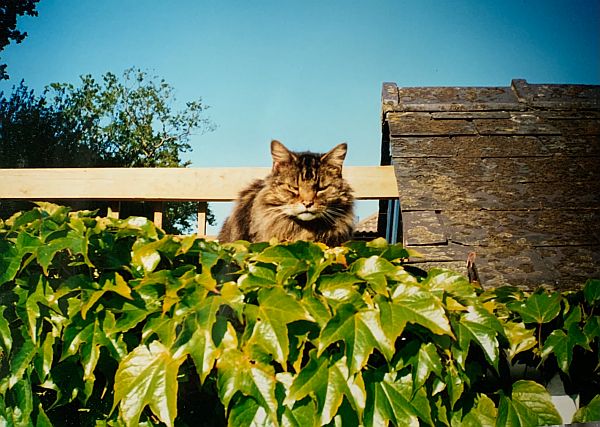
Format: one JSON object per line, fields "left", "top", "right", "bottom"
{"left": 345, "top": 166, "right": 399, "bottom": 199}
{"left": 152, "top": 201, "right": 164, "bottom": 229}
{"left": 107, "top": 202, "right": 120, "bottom": 219}
{"left": 0, "top": 166, "right": 399, "bottom": 201}
{"left": 197, "top": 201, "right": 207, "bottom": 237}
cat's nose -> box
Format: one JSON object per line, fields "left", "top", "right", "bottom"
{"left": 299, "top": 187, "right": 316, "bottom": 207}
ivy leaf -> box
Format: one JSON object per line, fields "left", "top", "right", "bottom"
{"left": 584, "top": 279, "right": 600, "bottom": 305}
{"left": 445, "top": 362, "right": 464, "bottom": 409}
{"left": 58, "top": 312, "right": 107, "bottom": 399}
{"left": 130, "top": 239, "right": 164, "bottom": 274}
{"left": 219, "top": 281, "right": 245, "bottom": 324}
{"left": 36, "top": 229, "right": 91, "bottom": 274}
{"left": 36, "top": 403, "right": 54, "bottom": 427}
{"left": 180, "top": 295, "right": 224, "bottom": 383}
{"left": 18, "top": 276, "right": 48, "bottom": 344}
{"left": 394, "top": 339, "right": 444, "bottom": 397}
{"left": 117, "top": 216, "right": 160, "bottom": 241}
{"left": 33, "top": 332, "right": 55, "bottom": 384}
{"left": 584, "top": 316, "right": 600, "bottom": 341}
{"left": 318, "top": 304, "right": 393, "bottom": 374}
{"left": 4, "top": 376, "right": 34, "bottom": 426}
{"left": 195, "top": 249, "right": 221, "bottom": 292}
{"left": 455, "top": 305, "right": 504, "bottom": 369}
{"left": 573, "top": 394, "right": 600, "bottom": 423}
{"left": 0, "top": 306, "right": 13, "bottom": 356}
{"left": 7, "top": 208, "right": 43, "bottom": 231}
{"left": 174, "top": 234, "right": 196, "bottom": 255}
{"left": 421, "top": 269, "right": 478, "bottom": 302}
{"left": 287, "top": 352, "right": 366, "bottom": 425}
{"left": 37, "top": 202, "right": 71, "bottom": 222}
{"left": 16, "top": 230, "right": 42, "bottom": 254}
{"left": 216, "top": 347, "right": 278, "bottom": 425}
{"left": 364, "top": 371, "right": 431, "bottom": 427}
{"left": 61, "top": 316, "right": 93, "bottom": 361}
{"left": 255, "top": 241, "right": 323, "bottom": 265}
{"left": 285, "top": 351, "right": 327, "bottom": 405}
{"left": 238, "top": 264, "right": 277, "bottom": 291}
{"left": 497, "top": 394, "right": 529, "bottom": 427}
{"left": 81, "top": 273, "right": 132, "bottom": 320}
{"left": 79, "top": 317, "right": 107, "bottom": 400}
{"left": 566, "top": 322, "right": 591, "bottom": 351}
{"left": 162, "top": 272, "right": 189, "bottom": 315}
{"left": 142, "top": 316, "right": 178, "bottom": 348}
{"left": 0, "top": 240, "right": 20, "bottom": 285}
{"left": 280, "top": 397, "right": 318, "bottom": 427}
{"left": 100, "top": 311, "right": 129, "bottom": 360}
{"left": 252, "top": 242, "right": 322, "bottom": 285}
{"left": 113, "top": 341, "right": 186, "bottom": 427}
{"left": 540, "top": 326, "right": 589, "bottom": 374}
{"left": 503, "top": 322, "right": 537, "bottom": 362}
{"left": 227, "top": 396, "right": 273, "bottom": 427}
{"left": 343, "top": 241, "right": 384, "bottom": 259}
{"left": 564, "top": 305, "right": 582, "bottom": 329}
{"left": 350, "top": 256, "right": 397, "bottom": 296}
{"left": 317, "top": 273, "right": 364, "bottom": 306}
{"left": 496, "top": 380, "right": 562, "bottom": 427}
{"left": 112, "top": 301, "right": 150, "bottom": 334}
{"left": 413, "top": 343, "right": 443, "bottom": 392}
{"left": 508, "top": 291, "right": 561, "bottom": 324}
{"left": 300, "top": 293, "right": 333, "bottom": 328}
{"left": 379, "top": 283, "right": 453, "bottom": 342}
{"left": 460, "top": 393, "right": 497, "bottom": 426}
{"left": 380, "top": 242, "right": 412, "bottom": 262}
{"left": 247, "top": 287, "right": 313, "bottom": 366}
{"left": 7, "top": 331, "right": 36, "bottom": 389}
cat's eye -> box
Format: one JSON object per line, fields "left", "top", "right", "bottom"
{"left": 283, "top": 184, "right": 299, "bottom": 195}
{"left": 316, "top": 185, "right": 330, "bottom": 195}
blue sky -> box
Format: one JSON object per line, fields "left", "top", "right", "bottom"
{"left": 1, "top": 0, "right": 599, "bottom": 230}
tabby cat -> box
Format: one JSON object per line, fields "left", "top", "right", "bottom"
{"left": 218, "top": 140, "right": 355, "bottom": 246}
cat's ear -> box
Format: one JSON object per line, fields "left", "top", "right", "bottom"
{"left": 271, "top": 140, "right": 295, "bottom": 171}
{"left": 321, "top": 143, "right": 347, "bottom": 169}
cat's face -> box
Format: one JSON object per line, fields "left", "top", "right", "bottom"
{"left": 261, "top": 140, "right": 352, "bottom": 223}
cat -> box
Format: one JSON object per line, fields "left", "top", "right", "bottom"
{"left": 218, "top": 140, "right": 355, "bottom": 246}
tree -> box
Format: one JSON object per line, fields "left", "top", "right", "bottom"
{"left": 0, "top": 81, "right": 106, "bottom": 219}
{"left": 0, "top": 0, "right": 41, "bottom": 80}
{"left": 0, "top": 68, "right": 215, "bottom": 232}
{"left": 0, "top": 81, "right": 103, "bottom": 168}
{"left": 46, "top": 68, "right": 214, "bottom": 168}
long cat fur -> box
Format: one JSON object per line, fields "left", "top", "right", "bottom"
{"left": 218, "top": 140, "right": 355, "bottom": 246}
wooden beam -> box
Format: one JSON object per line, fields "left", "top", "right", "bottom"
{"left": 151, "top": 201, "right": 164, "bottom": 229}
{"left": 197, "top": 201, "right": 208, "bottom": 237}
{"left": 345, "top": 166, "right": 399, "bottom": 199}
{"left": 0, "top": 166, "right": 399, "bottom": 201}
{"left": 107, "top": 202, "right": 120, "bottom": 219}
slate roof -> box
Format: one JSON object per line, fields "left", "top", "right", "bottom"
{"left": 353, "top": 212, "right": 379, "bottom": 237}
{"left": 381, "top": 79, "right": 600, "bottom": 289}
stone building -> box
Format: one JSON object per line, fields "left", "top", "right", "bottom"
{"left": 379, "top": 80, "right": 600, "bottom": 289}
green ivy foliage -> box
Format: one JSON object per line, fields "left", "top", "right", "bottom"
{"left": 0, "top": 203, "right": 599, "bottom": 426}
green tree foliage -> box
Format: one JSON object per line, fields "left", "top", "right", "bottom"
{"left": 0, "top": 81, "right": 106, "bottom": 220}
{"left": 0, "top": 203, "right": 599, "bottom": 426}
{"left": 0, "top": 0, "right": 40, "bottom": 79}
{"left": 0, "top": 68, "right": 215, "bottom": 232}
{"left": 46, "top": 68, "right": 213, "bottom": 168}
{"left": 0, "top": 81, "right": 103, "bottom": 168}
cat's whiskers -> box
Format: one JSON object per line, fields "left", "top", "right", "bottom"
{"left": 321, "top": 209, "right": 342, "bottom": 226}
